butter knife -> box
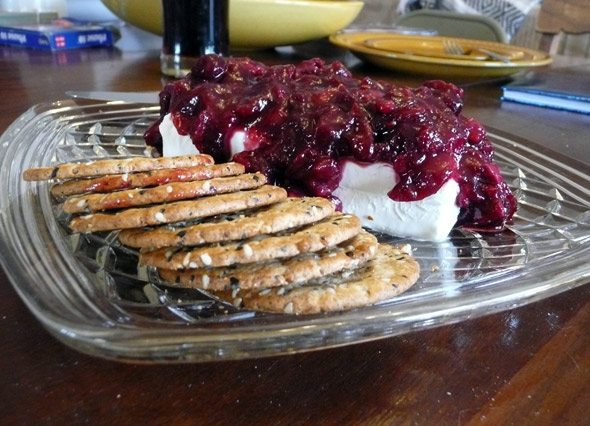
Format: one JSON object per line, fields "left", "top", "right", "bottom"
{"left": 66, "top": 90, "right": 160, "bottom": 104}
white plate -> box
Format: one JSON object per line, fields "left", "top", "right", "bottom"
{"left": 1, "top": 101, "right": 589, "bottom": 362}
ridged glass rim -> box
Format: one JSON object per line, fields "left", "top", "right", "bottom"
{"left": 1, "top": 100, "right": 589, "bottom": 362}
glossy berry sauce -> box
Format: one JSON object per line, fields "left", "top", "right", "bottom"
{"left": 145, "top": 55, "right": 516, "bottom": 230}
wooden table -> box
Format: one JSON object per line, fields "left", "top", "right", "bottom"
{"left": 1, "top": 41, "right": 589, "bottom": 425}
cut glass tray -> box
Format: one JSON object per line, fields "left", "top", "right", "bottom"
{"left": 1, "top": 101, "right": 589, "bottom": 362}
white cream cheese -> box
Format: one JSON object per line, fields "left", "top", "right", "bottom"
{"left": 228, "top": 129, "right": 247, "bottom": 157}
{"left": 160, "top": 114, "right": 249, "bottom": 158}
{"left": 160, "top": 114, "right": 460, "bottom": 241}
{"left": 332, "top": 160, "right": 460, "bottom": 242}
{"left": 159, "top": 114, "right": 200, "bottom": 157}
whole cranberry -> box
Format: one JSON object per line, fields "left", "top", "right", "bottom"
{"left": 190, "top": 54, "right": 228, "bottom": 83}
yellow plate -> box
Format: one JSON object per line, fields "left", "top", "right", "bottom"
{"left": 101, "top": 0, "right": 364, "bottom": 49}
{"left": 364, "top": 37, "right": 526, "bottom": 61}
{"left": 330, "top": 33, "right": 552, "bottom": 77}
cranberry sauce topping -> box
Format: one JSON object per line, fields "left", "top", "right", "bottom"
{"left": 145, "top": 54, "right": 516, "bottom": 229}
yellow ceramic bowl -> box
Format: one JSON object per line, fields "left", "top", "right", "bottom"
{"left": 100, "top": 0, "right": 364, "bottom": 49}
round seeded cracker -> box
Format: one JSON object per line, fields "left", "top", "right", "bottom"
{"left": 68, "top": 185, "right": 287, "bottom": 233}
{"left": 24, "top": 154, "right": 213, "bottom": 181}
{"left": 158, "top": 230, "right": 378, "bottom": 291}
{"left": 119, "top": 197, "right": 335, "bottom": 249}
{"left": 63, "top": 172, "right": 266, "bottom": 213}
{"left": 214, "top": 243, "right": 420, "bottom": 314}
{"left": 139, "top": 213, "right": 361, "bottom": 269}
{"left": 51, "top": 162, "right": 245, "bottom": 197}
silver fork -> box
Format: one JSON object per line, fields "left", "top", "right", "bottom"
{"left": 443, "top": 39, "right": 511, "bottom": 63}
{"left": 443, "top": 39, "right": 465, "bottom": 56}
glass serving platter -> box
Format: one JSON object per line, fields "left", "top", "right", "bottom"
{"left": 1, "top": 101, "right": 589, "bottom": 362}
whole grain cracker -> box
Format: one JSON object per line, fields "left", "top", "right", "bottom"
{"left": 24, "top": 154, "right": 213, "bottom": 181}
{"left": 214, "top": 243, "right": 419, "bottom": 314}
{"left": 51, "top": 162, "right": 245, "bottom": 197}
{"left": 139, "top": 213, "right": 361, "bottom": 270}
{"left": 63, "top": 172, "right": 266, "bottom": 213}
{"left": 69, "top": 185, "right": 286, "bottom": 233}
{"left": 119, "top": 197, "right": 334, "bottom": 249}
{"left": 158, "top": 230, "right": 378, "bottom": 291}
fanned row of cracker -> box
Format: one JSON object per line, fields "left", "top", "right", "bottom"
{"left": 24, "top": 154, "right": 419, "bottom": 315}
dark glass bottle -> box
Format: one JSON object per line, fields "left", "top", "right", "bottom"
{"left": 160, "top": 0, "right": 229, "bottom": 77}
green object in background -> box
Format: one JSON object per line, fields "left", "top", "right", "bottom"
{"left": 394, "top": 9, "right": 508, "bottom": 43}
{"left": 0, "top": 11, "right": 58, "bottom": 26}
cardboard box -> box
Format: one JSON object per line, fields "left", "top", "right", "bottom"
{"left": 0, "top": 19, "right": 113, "bottom": 50}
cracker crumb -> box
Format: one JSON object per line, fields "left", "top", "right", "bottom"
{"left": 400, "top": 244, "right": 412, "bottom": 255}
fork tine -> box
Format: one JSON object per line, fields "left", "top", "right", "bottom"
{"left": 443, "top": 39, "right": 464, "bottom": 55}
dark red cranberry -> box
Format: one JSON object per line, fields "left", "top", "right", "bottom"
{"left": 190, "top": 54, "right": 228, "bottom": 83}
{"left": 303, "top": 178, "right": 335, "bottom": 198}
{"left": 464, "top": 118, "right": 487, "bottom": 144}
{"left": 308, "top": 156, "right": 340, "bottom": 181}
{"left": 179, "top": 95, "right": 200, "bottom": 116}
{"left": 145, "top": 55, "right": 517, "bottom": 233}
{"left": 423, "top": 80, "right": 464, "bottom": 114}
{"left": 285, "top": 148, "right": 318, "bottom": 179}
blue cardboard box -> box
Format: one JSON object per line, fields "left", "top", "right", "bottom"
{"left": 0, "top": 19, "right": 113, "bottom": 50}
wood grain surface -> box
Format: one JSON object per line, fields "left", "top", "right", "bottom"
{"left": 1, "top": 42, "right": 589, "bottom": 426}
{"left": 537, "top": 0, "right": 590, "bottom": 34}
